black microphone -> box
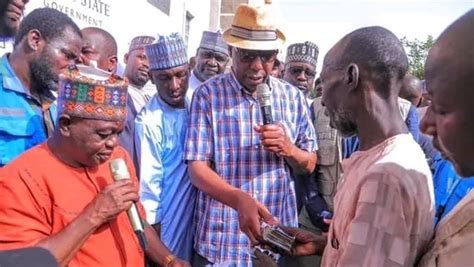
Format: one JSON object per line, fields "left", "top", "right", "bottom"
{"left": 256, "top": 83, "right": 273, "bottom": 124}
{"left": 109, "top": 158, "right": 147, "bottom": 251}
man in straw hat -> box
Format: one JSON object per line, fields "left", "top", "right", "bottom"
{"left": 0, "top": 65, "right": 190, "bottom": 267}
{"left": 187, "top": 30, "right": 229, "bottom": 101}
{"left": 184, "top": 1, "right": 318, "bottom": 265}
{"left": 135, "top": 33, "right": 196, "bottom": 262}
{"left": 418, "top": 10, "right": 474, "bottom": 267}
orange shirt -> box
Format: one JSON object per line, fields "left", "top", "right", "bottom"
{"left": 0, "top": 143, "right": 145, "bottom": 267}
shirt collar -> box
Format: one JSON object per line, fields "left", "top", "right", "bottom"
{"left": 0, "top": 54, "right": 27, "bottom": 95}
{"left": 228, "top": 69, "right": 267, "bottom": 98}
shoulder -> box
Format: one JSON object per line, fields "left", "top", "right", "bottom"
{"left": 135, "top": 96, "right": 164, "bottom": 124}
{"left": 0, "top": 144, "right": 49, "bottom": 175}
{"left": 196, "top": 72, "right": 232, "bottom": 94}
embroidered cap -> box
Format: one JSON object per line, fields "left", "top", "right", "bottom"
{"left": 285, "top": 41, "right": 319, "bottom": 67}
{"left": 145, "top": 33, "right": 188, "bottom": 70}
{"left": 199, "top": 31, "right": 229, "bottom": 56}
{"left": 57, "top": 65, "right": 128, "bottom": 122}
{"left": 128, "top": 35, "right": 156, "bottom": 52}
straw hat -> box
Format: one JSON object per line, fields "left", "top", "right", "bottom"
{"left": 223, "top": 0, "right": 285, "bottom": 51}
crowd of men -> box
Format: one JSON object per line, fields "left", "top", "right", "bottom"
{"left": 0, "top": 0, "right": 472, "bottom": 266}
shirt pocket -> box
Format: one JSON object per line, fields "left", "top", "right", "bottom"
{"left": 0, "top": 117, "right": 40, "bottom": 165}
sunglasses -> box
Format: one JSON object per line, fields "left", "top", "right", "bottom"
{"left": 287, "top": 66, "right": 317, "bottom": 79}
{"left": 234, "top": 48, "right": 278, "bottom": 63}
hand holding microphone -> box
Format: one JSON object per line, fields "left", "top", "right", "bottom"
{"left": 83, "top": 159, "right": 147, "bottom": 251}
{"left": 255, "top": 83, "right": 295, "bottom": 157}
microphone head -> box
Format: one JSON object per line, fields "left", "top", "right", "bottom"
{"left": 109, "top": 158, "right": 130, "bottom": 180}
{"left": 256, "top": 83, "right": 271, "bottom": 107}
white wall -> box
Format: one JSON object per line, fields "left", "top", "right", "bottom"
{"left": 25, "top": 0, "right": 213, "bottom": 63}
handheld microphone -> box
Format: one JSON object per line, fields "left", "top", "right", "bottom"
{"left": 109, "top": 158, "right": 147, "bottom": 251}
{"left": 256, "top": 83, "right": 273, "bottom": 125}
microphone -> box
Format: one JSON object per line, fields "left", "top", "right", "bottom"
{"left": 256, "top": 83, "right": 273, "bottom": 124}
{"left": 109, "top": 158, "right": 147, "bottom": 251}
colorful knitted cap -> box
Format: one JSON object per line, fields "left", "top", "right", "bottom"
{"left": 128, "top": 35, "right": 156, "bottom": 52}
{"left": 57, "top": 65, "right": 128, "bottom": 121}
{"left": 144, "top": 33, "right": 188, "bottom": 70}
{"left": 285, "top": 41, "right": 319, "bottom": 67}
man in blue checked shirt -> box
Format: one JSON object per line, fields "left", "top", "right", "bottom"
{"left": 184, "top": 2, "right": 318, "bottom": 266}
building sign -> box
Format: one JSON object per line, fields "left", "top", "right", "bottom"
{"left": 42, "top": 0, "right": 111, "bottom": 27}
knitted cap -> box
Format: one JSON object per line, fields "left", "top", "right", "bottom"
{"left": 145, "top": 33, "right": 188, "bottom": 70}
{"left": 57, "top": 65, "right": 128, "bottom": 121}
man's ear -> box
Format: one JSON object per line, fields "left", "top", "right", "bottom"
{"left": 108, "top": 55, "right": 118, "bottom": 73}
{"left": 123, "top": 53, "right": 129, "bottom": 65}
{"left": 26, "top": 29, "right": 44, "bottom": 52}
{"left": 345, "top": 63, "right": 359, "bottom": 92}
{"left": 58, "top": 114, "right": 73, "bottom": 137}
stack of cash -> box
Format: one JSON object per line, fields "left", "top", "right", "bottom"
{"left": 260, "top": 222, "right": 295, "bottom": 253}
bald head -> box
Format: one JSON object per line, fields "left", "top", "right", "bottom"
{"left": 400, "top": 74, "right": 423, "bottom": 106}
{"left": 80, "top": 27, "right": 118, "bottom": 73}
{"left": 326, "top": 26, "right": 408, "bottom": 97}
{"left": 425, "top": 9, "right": 474, "bottom": 101}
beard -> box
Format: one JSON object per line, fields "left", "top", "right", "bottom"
{"left": 328, "top": 108, "right": 358, "bottom": 138}
{"left": 29, "top": 52, "right": 57, "bottom": 94}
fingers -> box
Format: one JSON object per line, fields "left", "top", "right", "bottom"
{"left": 257, "top": 203, "right": 278, "bottom": 225}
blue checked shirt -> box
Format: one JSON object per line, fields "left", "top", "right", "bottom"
{"left": 184, "top": 72, "right": 317, "bottom": 266}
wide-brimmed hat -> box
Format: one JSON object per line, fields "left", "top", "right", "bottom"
{"left": 223, "top": 0, "right": 285, "bottom": 51}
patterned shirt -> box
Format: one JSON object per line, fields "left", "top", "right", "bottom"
{"left": 322, "top": 134, "right": 435, "bottom": 267}
{"left": 184, "top": 72, "right": 317, "bottom": 266}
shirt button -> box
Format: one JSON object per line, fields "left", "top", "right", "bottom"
{"left": 331, "top": 238, "right": 339, "bottom": 249}
{"left": 254, "top": 145, "right": 258, "bottom": 149}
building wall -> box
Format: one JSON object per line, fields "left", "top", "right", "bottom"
{"left": 25, "top": 0, "right": 214, "bottom": 62}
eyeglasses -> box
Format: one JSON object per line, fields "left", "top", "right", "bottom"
{"left": 287, "top": 66, "right": 317, "bottom": 79}
{"left": 234, "top": 48, "right": 278, "bottom": 63}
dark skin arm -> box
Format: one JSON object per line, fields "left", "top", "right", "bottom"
{"left": 254, "top": 124, "right": 317, "bottom": 175}
{"left": 188, "top": 161, "right": 278, "bottom": 245}
{"left": 282, "top": 227, "right": 327, "bottom": 256}
{"left": 36, "top": 180, "right": 190, "bottom": 267}
{"left": 36, "top": 180, "right": 138, "bottom": 266}
{"left": 144, "top": 223, "right": 190, "bottom": 267}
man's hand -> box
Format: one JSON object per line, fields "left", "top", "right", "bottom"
{"left": 281, "top": 227, "right": 327, "bottom": 256}
{"left": 252, "top": 249, "right": 278, "bottom": 267}
{"left": 169, "top": 258, "right": 191, "bottom": 267}
{"left": 235, "top": 192, "right": 278, "bottom": 245}
{"left": 84, "top": 180, "right": 139, "bottom": 227}
{"left": 254, "top": 124, "right": 295, "bottom": 157}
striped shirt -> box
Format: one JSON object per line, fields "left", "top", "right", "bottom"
{"left": 184, "top": 71, "right": 317, "bottom": 266}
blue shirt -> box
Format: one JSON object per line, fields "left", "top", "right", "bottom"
{"left": 135, "top": 95, "right": 196, "bottom": 261}
{"left": 184, "top": 72, "right": 317, "bottom": 266}
{"left": 432, "top": 153, "right": 474, "bottom": 225}
{"left": 0, "top": 54, "right": 56, "bottom": 166}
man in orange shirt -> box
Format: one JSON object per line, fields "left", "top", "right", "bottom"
{"left": 0, "top": 65, "right": 189, "bottom": 267}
